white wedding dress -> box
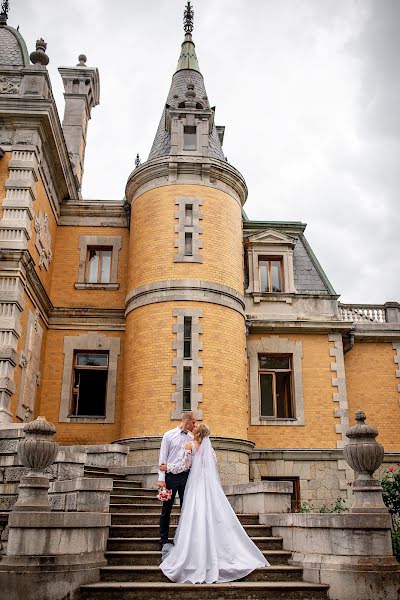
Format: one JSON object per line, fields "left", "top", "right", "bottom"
{"left": 160, "top": 437, "right": 269, "bottom": 583}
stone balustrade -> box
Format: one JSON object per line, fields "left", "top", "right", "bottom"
{"left": 338, "top": 301, "right": 400, "bottom": 324}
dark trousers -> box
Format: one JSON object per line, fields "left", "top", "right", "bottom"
{"left": 160, "top": 470, "right": 189, "bottom": 545}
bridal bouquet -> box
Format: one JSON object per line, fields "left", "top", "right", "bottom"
{"left": 157, "top": 488, "right": 172, "bottom": 502}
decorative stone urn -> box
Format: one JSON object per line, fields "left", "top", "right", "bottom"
{"left": 13, "top": 416, "right": 58, "bottom": 512}
{"left": 344, "top": 410, "right": 387, "bottom": 513}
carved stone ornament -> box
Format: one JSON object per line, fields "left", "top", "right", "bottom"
{"left": 344, "top": 410, "right": 387, "bottom": 513}
{"left": 19, "top": 352, "right": 28, "bottom": 369}
{"left": 13, "top": 416, "right": 58, "bottom": 512}
{"left": 18, "top": 416, "right": 58, "bottom": 475}
{"left": 343, "top": 410, "right": 384, "bottom": 477}
{"left": 0, "top": 76, "right": 21, "bottom": 95}
{"left": 34, "top": 210, "right": 52, "bottom": 270}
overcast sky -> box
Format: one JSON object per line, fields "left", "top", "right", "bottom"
{"left": 11, "top": 0, "right": 400, "bottom": 304}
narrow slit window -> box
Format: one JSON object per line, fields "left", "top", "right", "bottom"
{"left": 183, "top": 366, "right": 191, "bottom": 410}
{"left": 185, "top": 204, "right": 193, "bottom": 226}
{"left": 259, "top": 355, "right": 294, "bottom": 418}
{"left": 184, "top": 317, "right": 192, "bottom": 358}
{"left": 70, "top": 351, "right": 109, "bottom": 417}
{"left": 184, "top": 232, "right": 193, "bottom": 256}
{"left": 183, "top": 126, "right": 197, "bottom": 151}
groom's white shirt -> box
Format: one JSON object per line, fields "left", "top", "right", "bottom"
{"left": 158, "top": 426, "right": 194, "bottom": 482}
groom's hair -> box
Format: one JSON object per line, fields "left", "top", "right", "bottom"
{"left": 181, "top": 411, "right": 196, "bottom": 421}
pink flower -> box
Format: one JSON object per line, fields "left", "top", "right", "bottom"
{"left": 388, "top": 467, "right": 395, "bottom": 472}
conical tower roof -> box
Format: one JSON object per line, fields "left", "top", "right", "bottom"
{"left": 148, "top": 11, "right": 225, "bottom": 162}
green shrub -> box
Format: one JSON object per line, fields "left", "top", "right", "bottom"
{"left": 381, "top": 466, "right": 400, "bottom": 561}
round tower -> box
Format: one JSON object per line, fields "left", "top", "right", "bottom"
{"left": 121, "top": 8, "right": 248, "bottom": 444}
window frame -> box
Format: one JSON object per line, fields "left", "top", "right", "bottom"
{"left": 258, "top": 256, "right": 284, "bottom": 293}
{"left": 258, "top": 354, "right": 294, "bottom": 419}
{"left": 76, "top": 235, "right": 122, "bottom": 290}
{"left": 70, "top": 350, "right": 109, "bottom": 418}
{"left": 85, "top": 246, "right": 113, "bottom": 284}
{"left": 59, "top": 334, "right": 121, "bottom": 424}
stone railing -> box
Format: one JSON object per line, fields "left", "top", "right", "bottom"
{"left": 339, "top": 304, "right": 387, "bottom": 323}
{"left": 339, "top": 301, "right": 400, "bottom": 324}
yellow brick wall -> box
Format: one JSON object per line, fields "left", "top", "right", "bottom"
{"left": 248, "top": 333, "right": 340, "bottom": 448}
{"left": 345, "top": 342, "right": 400, "bottom": 450}
{"left": 50, "top": 226, "right": 129, "bottom": 308}
{"left": 128, "top": 184, "right": 244, "bottom": 294}
{"left": 121, "top": 301, "right": 247, "bottom": 440}
{"left": 37, "top": 328, "right": 124, "bottom": 445}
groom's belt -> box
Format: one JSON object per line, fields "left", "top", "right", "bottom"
{"left": 167, "top": 469, "right": 190, "bottom": 476}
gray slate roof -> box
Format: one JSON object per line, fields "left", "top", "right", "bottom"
{"left": 292, "top": 235, "right": 331, "bottom": 293}
{"left": 148, "top": 69, "right": 225, "bottom": 161}
{"left": 0, "top": 26, "right": 29, "bottom": 66}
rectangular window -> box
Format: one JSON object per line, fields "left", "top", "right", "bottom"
{"left": 86, "top": 247, "right": 112, "bottom": 284}
{"left": 259, "top": 257, "right": 283, "bottom": 293}
{"left": 183, "top": 317, "right": 192, "bottom": 358}
{"left": 70, "top": 351, "right": 109, "bottom": 417}
{"left": 185, "top": 204, "right": 193, "bottom": 226}
{"left": 183, "top": 366, "right": 191, "bottom": 410}
{"left": 184, "top": 232, "right": 193, "bottom": 256}
{"left": 183, "top": 126, "right": 197, "bottom": 151}
{"left": 259, "top": 355, "right": 293, "bottom": 418}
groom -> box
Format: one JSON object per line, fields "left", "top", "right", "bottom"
{"left": 158, "top": 411, "right": 196, "bottom": 548}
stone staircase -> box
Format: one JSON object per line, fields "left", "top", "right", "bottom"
{"left": 80, "top": 467, "right": 329, "bottom": 599}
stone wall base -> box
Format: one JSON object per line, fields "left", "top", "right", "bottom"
{"left": 0, "top": 553, "right": 106, "bottom": 600}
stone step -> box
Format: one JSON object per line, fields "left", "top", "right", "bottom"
{"left": 105, "top": 550, "right": 290, "bottom": 567}
{"left": 100, "top": 564, "right": 303, "bottom": 583}
{"left": 110, "top": 502, "right": 180, "bottom": 513}
{"left": 109, "top": 524, "right": 273, "bottom": 538}
{"left": 107, "top": 536, "right": 284, "bottom": 552}
{"left": 80, "top": 580, "right": 330, "bottom": 599}
{"left": 112, "top": 485, "right": 156, "bottom": 496}
{"left": 110, "top": 512, "right": 260, "bottom": 526}
{"left": 110, "top": 493, "right": 177, "bottom": 504}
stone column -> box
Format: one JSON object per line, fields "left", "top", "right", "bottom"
{"left": 343, "top": 410, "right": 387, "bottom": 513}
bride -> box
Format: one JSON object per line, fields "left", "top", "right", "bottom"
{"left": 159, "top": 423, "right": 269, "bottom": 583}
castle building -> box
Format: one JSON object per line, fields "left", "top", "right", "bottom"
{"left": 0, "top": 3, "right": 399, "bottom": 507}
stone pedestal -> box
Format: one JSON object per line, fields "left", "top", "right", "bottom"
{"left": 224, "top": 480, "right": 293, "bottom": 514}
{"left": 0, "top": 512, "right": 110, "bottom": 600}
{"left": 261, "top": 512, "right": 400, "bottom": 600}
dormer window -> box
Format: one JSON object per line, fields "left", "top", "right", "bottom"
{"left": 183, "top": 126, "right": 197, "bottom": 150}
{"left": 259, "top": 257, "right": 283, "bottom": 293}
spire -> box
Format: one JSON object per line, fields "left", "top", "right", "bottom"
{"left": 0, "top": 0, "right": 9, "bottom": 25}
{"left": 176, "top": 2, "right": 200, "bottom": 73}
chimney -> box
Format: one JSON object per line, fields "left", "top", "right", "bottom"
{"left": 58, "top": 54, "right": 100, "bottom": 190}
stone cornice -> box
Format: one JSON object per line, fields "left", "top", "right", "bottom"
{"left": 353, "top": 322, "right": 400, "bottom": 342}
{"left": 125, "top": 156, "right": 248, "bottom": 207}
{"left": 251, "top": 448, "right": 400, "bottom": 461}
{"left": 247, "top": 319, "right": 352, "bottom": 334}
{"left": 125, "top": 280, "right": 245, "bottom": 317}
{"left": 113, "top": 435, "right": 255, "bottom": 454}
{"left": 0, "top": 86, "right": 79, "bottom": 204}
{"left": 48, "top": 307, "right": 125, "bottom": 331}
{"left": 59, "top": 199, "right": 129, "bottom": 227}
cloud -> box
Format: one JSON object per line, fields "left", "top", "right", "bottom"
{"left": 9, "top": 0, "right": 400, "bottom": 303}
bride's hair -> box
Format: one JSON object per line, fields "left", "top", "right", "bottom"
{"left": 195, "top": 423, "right": 210, "bottom": 443}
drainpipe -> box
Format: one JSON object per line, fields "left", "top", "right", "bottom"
{"left": 343, "top": 329, "right": 355, "bottom": 354}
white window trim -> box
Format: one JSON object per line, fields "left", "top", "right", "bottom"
{"left": 59, "top": 333, "right": 120, "bottom": 424}
{"left": 75, "top": 235, "right": 122, "bottom": 290}
{"left": 249, "top": 336, "right": 304, "bottom": 426}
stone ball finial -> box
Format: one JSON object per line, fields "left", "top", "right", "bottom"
{"left": 77, "top": 54, "right": 87, "bottom": 66}
{"left": 343, "top": 410, "right": 384, "bottom": 477}
{"left": 30, "top": 37, "right": 49, "bottom": 66}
